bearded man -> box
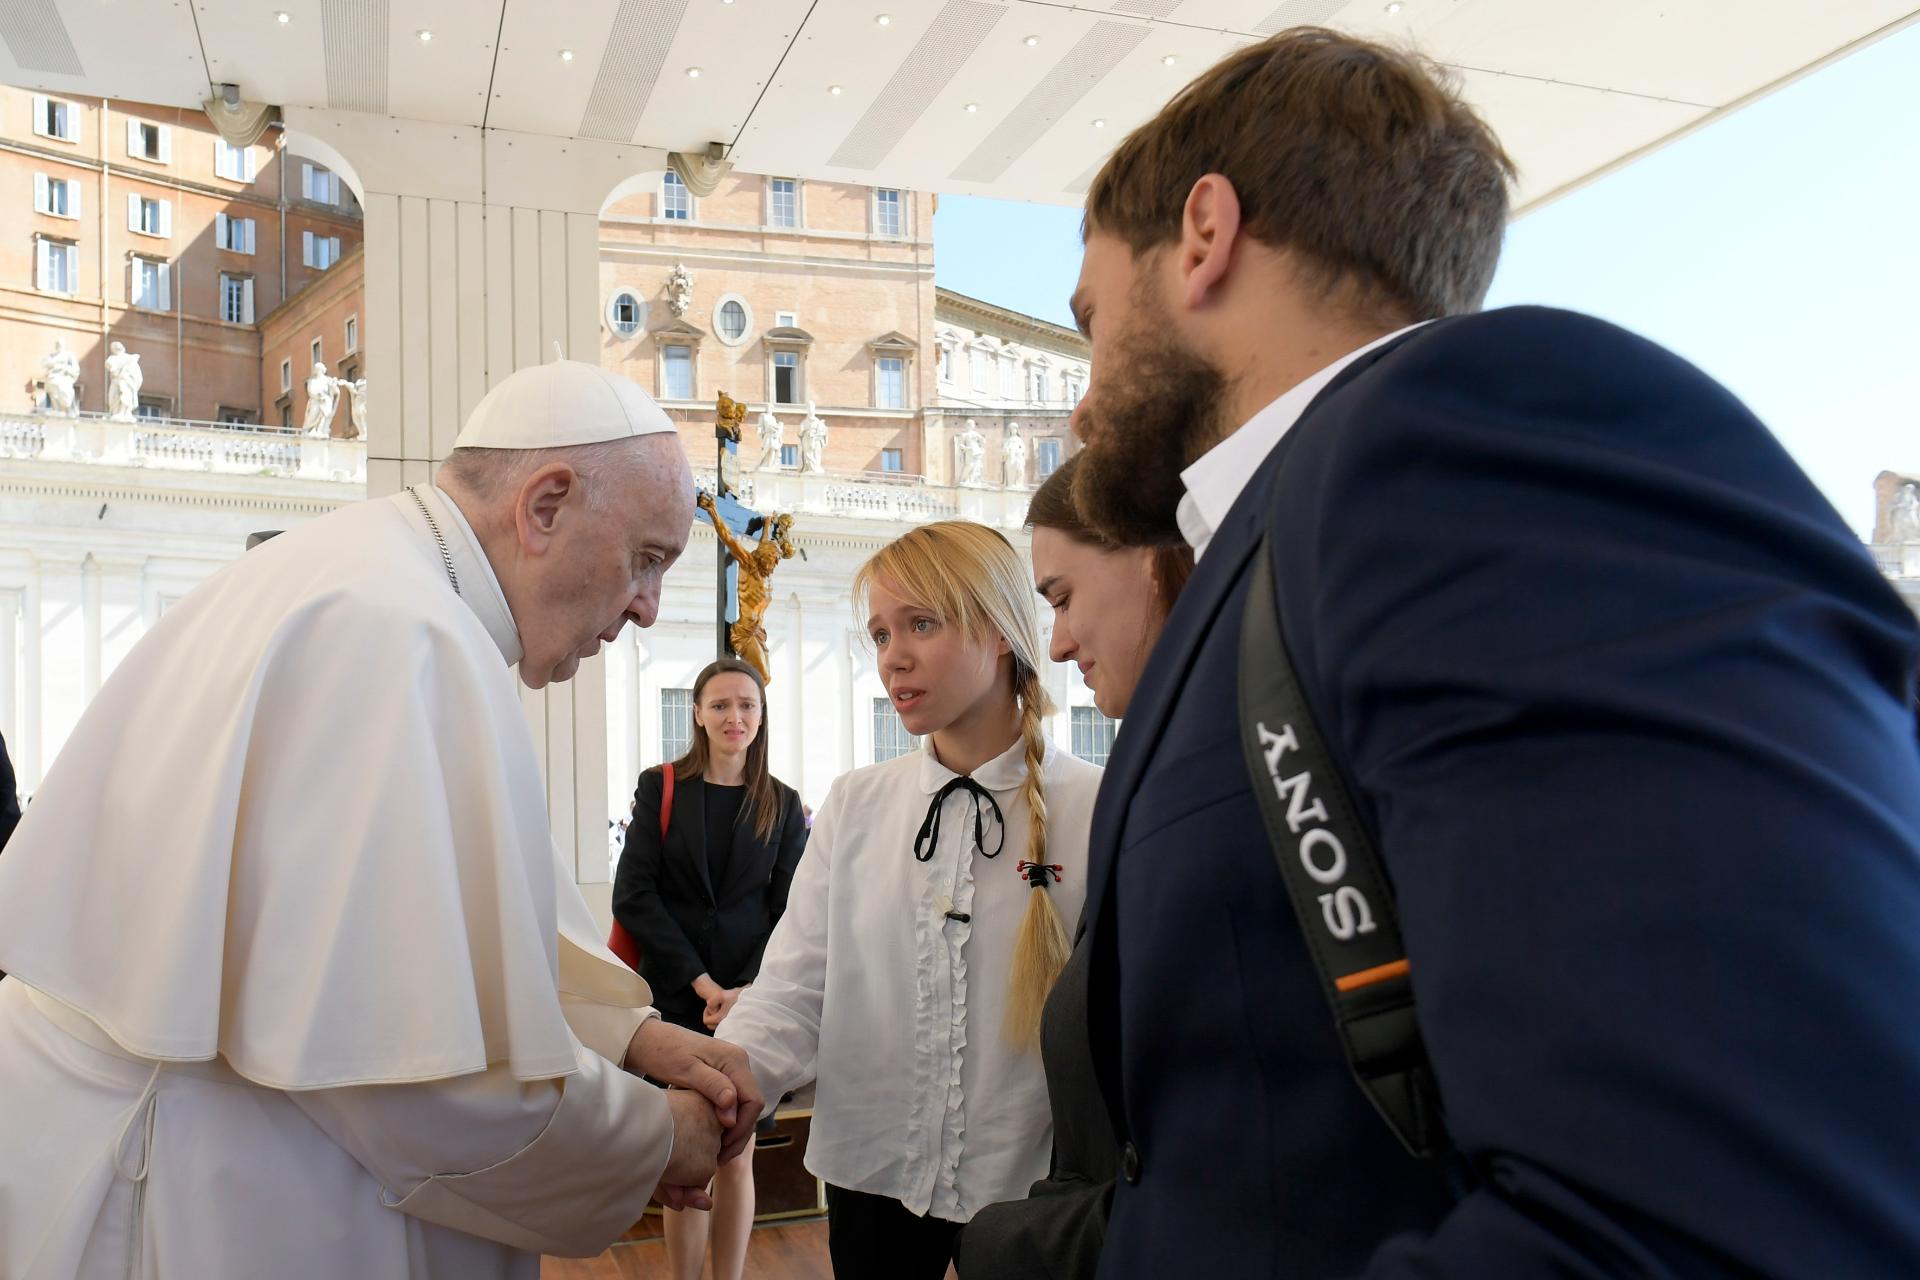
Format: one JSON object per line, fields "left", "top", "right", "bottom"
{"left": 985, "top": 25, "right": 1920, "bottom": 1280}
{"left": 0, "top": 359, "right": 762, "bottom": 1278}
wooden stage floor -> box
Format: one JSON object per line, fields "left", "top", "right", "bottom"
{"left": 542, "top": 1213, "right": 962, "bottom": 1279}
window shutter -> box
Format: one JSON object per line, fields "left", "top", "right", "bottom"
{"left": 328, "top": 173, "right": 340, "bottom": 205}
{"left": 34, "top": 173, "right": 48, "bottom": 213}
{"left": 157, "top": 261, "right": 171, "bottom": 311}
{"left": 35, "top": 238, "right": 49, "bottom": 290}
{"left": 245, "top": 149, "right": 257, "bottom": 182}
{"left": 216, "top": 211, "right": 228, "bottom": 245}
{"left": 157, "top": 125, "right": 172, "bottom": 163}
{"left": 127, "top": 192, "right": 140, "bottom": 232}
{"left": 32, "top": 94, "right": 48, "bottom": 134}
{"left": 245, "top": 219, "right": 257, "bottom": 254}
{"left": 158, "top": 199, "right": 171, "bottom": 238}
{"left": 329, "top": 236, "right": 341, "bottom": 265}
{"left": 302, "top": 229, "right": 314, "bottom": 266}
{"left": 302, "top": 163, "right": 314, "bottom": 200}
{"left": 127, "top": 118, "right": 142, "bottom": 157}
{"left": 243, "top": 277, "right": 255, "bottom": 325}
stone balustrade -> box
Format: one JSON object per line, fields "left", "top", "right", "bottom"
{"left": 0, "top": 410, "right": 365, "bottom": 484}
{"left": 1871, "top": 543, "right": 1920, "bottom": 579}
{"left": 692, "top": 465, "right": 1034, "bottom": 530}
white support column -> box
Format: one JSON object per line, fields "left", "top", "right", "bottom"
{"left": 20, "top": 563, "right": 42, "bottom": 791}
{"left": 287, "top": 110, "right": 670, "bottom": 928}
{"left": 81, "top": 555, "right": 102, "bottom": 699}
{"left": 0, "top": 590, "right": 17, "bottom": 750}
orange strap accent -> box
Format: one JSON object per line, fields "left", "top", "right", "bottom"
{"left": 1334, "top": 958, "right": 1410, "bottom": 993}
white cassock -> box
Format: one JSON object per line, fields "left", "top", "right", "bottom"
{"left": 0, "top": 484, "right": 671, "bottom": 1279}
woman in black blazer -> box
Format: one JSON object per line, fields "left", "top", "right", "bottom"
{"left": 613, "top": 657, "right": 807, "bottom": 1280}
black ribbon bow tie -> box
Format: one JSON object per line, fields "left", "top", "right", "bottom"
{"left": 915, "top": 776, "right": 1006, "bottom": 864}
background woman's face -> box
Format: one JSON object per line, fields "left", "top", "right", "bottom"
{"left": 694, "top": 671, "right": 763, "bottom": 759}
{"left": 1032, "top": 527, "right": 1165, "bottom": 719}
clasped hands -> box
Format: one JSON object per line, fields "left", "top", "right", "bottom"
{"left": 623, "top": 1017, "right": 763, "bottom": 1212}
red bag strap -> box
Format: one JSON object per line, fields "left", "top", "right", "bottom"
{"left": 659, "top": 764, "right": 675, "bottom": 840}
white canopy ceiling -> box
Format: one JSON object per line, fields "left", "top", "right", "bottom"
{"left": 5, "top": 0, "right": 1915, "bottom": 211}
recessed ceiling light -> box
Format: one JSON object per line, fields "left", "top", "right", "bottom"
{"left": 1024, "top": 35, "right": 1039, "bottom": 47}
{"left": 686, "top": 66, "right": 703, "bottom": 78}
{"left": 875, "top": 13, "right": 891, "bottom": 25}
{"left": 1092, "top": 118, "right": 1106, "bottom": 128}
{"left": 1385, "top": 1, "right": 1404, "bottom": 11}
{"left": 964, "top": 102, "right": 978, "bottom": 113}
{"left": 1162, "top": 54, "right": 1177, "bottom": 65}
{"left": 275, "top": 10, "right": 290, "bottom": 23}
{"left": 829, "top": 84, "right": 843, "bottom": 95}
{"left": 416, "top": 29, "right": 432, "bottom": 42}
{"left": 559, "top": 49, "right": 574, "bottom": 61}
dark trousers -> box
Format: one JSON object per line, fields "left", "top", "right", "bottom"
{"left": 825, "top": 1184, "right": 961, "bottom": 1280}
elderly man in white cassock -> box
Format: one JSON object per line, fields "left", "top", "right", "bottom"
{"left": 0, "top": 358, "right": 763, "bottom": 1278}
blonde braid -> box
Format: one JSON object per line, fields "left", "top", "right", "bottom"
{"left": 1004, "top": 662, "right": 1068, "bottom": 1049}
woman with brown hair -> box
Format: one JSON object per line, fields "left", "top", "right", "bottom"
{"left": 955, "top": 455, "right": 1192, "bottom": 1279}
{"left": 613, "top": 656, "right": 808, "bottom": 1280}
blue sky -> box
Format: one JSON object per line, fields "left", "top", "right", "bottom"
{"left": 934, "top": 22, "right": 1920, "bottom": 537}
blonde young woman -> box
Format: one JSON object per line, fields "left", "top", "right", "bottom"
{"left": 718, "top": 521, "right": 1102, "bottom": 1279}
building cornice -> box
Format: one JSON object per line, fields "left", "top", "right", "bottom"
{"left": 936, "top": 287, "right": 1086, "bottom": 355}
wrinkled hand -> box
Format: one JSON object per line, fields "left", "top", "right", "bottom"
{"left": 702, "top": 986, "right": 745, "bottom": 1031}
{"left": 656, "top": 1088, "right": 720, "bottom": 1212}
{"left": 625, "top": 1018, "right": 765, "bottom": 1163}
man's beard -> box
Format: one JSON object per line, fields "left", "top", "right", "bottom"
{"left": 1071, "top": 300, "right": 1232, "bottom": 548}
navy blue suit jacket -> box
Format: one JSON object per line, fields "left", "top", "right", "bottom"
{"left": 1085, "top": 307, "right": 1920, "bottom": 1276}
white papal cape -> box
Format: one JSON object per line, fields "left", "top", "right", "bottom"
{"left": 0, "top": 488, "right": 671, "bottom": 1279}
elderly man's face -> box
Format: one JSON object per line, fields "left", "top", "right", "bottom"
{"left": 515, "top": 439, "right": 694, "bottom": 689}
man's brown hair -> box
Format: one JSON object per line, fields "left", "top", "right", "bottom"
{"left": 1084, "top": 27, "right": 1515, "bottom": 323}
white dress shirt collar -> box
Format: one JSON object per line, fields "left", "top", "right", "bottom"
{"left": 416, "top": 484, "right": 525, "bottom": 667}
{"left": 1176, "top": 321, "right": 1429, "bottom": 560}
{"left": 914, "top": 733, "right": 1048, "bottom": 796}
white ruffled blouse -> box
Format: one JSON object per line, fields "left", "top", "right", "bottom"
{"left": 718, "top": 736, "right": 1100, "bottom": 1221}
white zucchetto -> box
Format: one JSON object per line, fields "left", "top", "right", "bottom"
{"left": 454, "top": 354, "right": 677, "bottom": 451}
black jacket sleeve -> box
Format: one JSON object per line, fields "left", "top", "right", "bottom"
{"left": 954, "top": 1176, "right": 1111, "bottom": 1280}
{"left": 0, "top": 733, "right": 20, "bottom": 852}
{"left": 610, "top": 768, "right": 707, "bottom": 998}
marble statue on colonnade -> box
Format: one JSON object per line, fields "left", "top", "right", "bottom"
{"left": 40, "top": 340, "right": 79, "bottom": 417}
{"left": 303, "top": 364, "right": 340, "bottom": 437}
{"left": 955, "top": 419, "right": 986, "bottom": 488}
{"left": 104, "top": 343, "right": 142, "bottom": 422}
{"left": 799, "top": 403, "right": 828, "bottom": 475}
{"left": 1001, "top": 421, "right": 1027, "bottom": 489}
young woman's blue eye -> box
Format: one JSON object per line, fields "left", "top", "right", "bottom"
{"left": 913, "top": 618, "right": 933, "bottom": 633}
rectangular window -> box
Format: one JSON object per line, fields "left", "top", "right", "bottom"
{"left": 128, "top": 193, "right": 170, "bottom": 237}
{"left": 880, "top": 448, "right": 905, "bottom": 473}
{"left": 939, "top": 345, "right": 954, "bottom": 383}
{"left": 136, "top": 396, "right": 171, "bottom": 421}
{"left": 345, "top": 314, "right": 359, "bottom": 353}
{"left": 772, "top": 352, "right": 798, "bottom": 405}
{"left": 876, "top": 356, "right": 906, "bottom": 410}
{"left": 131, "top": 256, "right": 171, "bottom": 311}
{"left": 775, "top": 311, "right": 798, "bottom": 328}
{"left": 1071, "top": 706, "right": 1119, "bottom": 766}
{"left": 311, "top": 338, "right": 323, "bottom": 366}
{"left": 215, "top": 212, "right": 257, "bottom": 254}
{"left": 872, "top": 697, "right": 920, "bottom": 762}
{"left": 662, "top": 171, "right": 691, "bottom": 220}
{"left": 35, "top": 237, "right": 77, "bottom": 294}
{"left": 34, "top": 174, "right": 78, "bottom": 218}
{"left": 661, "top": 689, "right": 695, "bottom": 761}
{"left": 280, "top": 402, "right": 293, "bottom": 429}
{"left": 663, "top": 345, "right": 694, "bottom": 400}
{"left": 302, "top": 231, "right": 341, "bottom": 269}
{"left": 302, "top": 163, "right": 340, "bottom": 205}
{"left": 970, "top": 348, "right": 991, "bottom": 390}
{"left": 220, "top": 272, "right": 255, "bottom": 325}
{"left": 280, "top": 359, "right": 293, "bottom": 392}
{"left": 127, "top": 120, "right": 170, "bottom": 163}
{"left": 1000, "top": 357, "right": 1019, "bottom": 400}
{"left": 34, "top": 96, "right": 77, "bottom": 142}
{"left": 768, "top": 178, "right": 797, "bottom": 228}
{"left": 218, "top": 407, "right": 257, "bottom": 425}
{"left": 1031, "top": 367, "right": 1049, "bottom": 403}
{"left": 873, "top": 188, "right": 903, "bottom": 237}
{"left": 1035, "top": 437, "right": 1063, "bottom": 480}
{"left": 214, "top": 139, "right": 256, "bottom": 182}
{"left": 780, "top": 444, "right": 799, "bottom": 468}
{"left": 1065, "top": 376, "right": 1083, "bottom": 406}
